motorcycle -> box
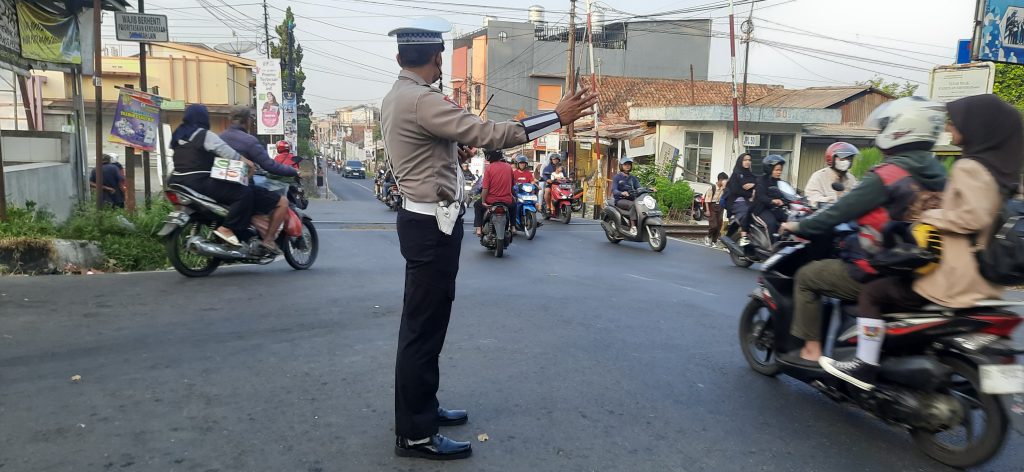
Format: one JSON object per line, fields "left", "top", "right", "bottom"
{"left": 691, "top": 193, "right": 706, "bottom": 221}
{"left": 513, "top": 182, "right": 539, "bottom": 240}
{"left": 600, "top": 188, "right": 667, "bottom": 252}
{"left": 385, "top": 183, "right": 402, "bottom": 211}
{"left": 158, "top": 177, "right": 318, "bottom": 277}
{"left": 544, "top": 178, "right": 576, "bottom": 224}
{"left": 739, "top": 230, "right": 1024, "bottom": 468}
{"left": 479, "top": 202, "right": 514, "bottom": 258}
{"left": 720, "top": 180, "right": 812, "bottom": 268}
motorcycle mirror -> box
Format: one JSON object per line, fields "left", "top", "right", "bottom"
{"left": 831, "top": 182, "right": 846, "bottom": 192}
{"left": 777, "top": 180, "right": 799, "bottom": 201}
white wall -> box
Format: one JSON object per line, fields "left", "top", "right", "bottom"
{"left": 656, "top": 121, "right": 805, "bottom": 184}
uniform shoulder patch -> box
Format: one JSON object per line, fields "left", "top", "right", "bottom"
{"left": 442, "top": 95, "right": 462, "bottom": 109}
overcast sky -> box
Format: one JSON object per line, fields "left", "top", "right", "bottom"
{"left": 116, "top": 0, "right": 977, "bottom": 114}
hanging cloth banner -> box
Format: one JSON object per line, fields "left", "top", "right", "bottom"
{"left": 0, "top": 0, "right": 23, "bottom": 67}
{"left": 108, "top": 89, "right": 162, "bottom": 151}
{"left": 17, "top": 1, "right": 81, "bottom": 64}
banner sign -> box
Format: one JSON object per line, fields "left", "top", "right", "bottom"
{"left": 108, "top": 89, "right": 162, "bottom": 151}
{"left": 282, "top": 91, "right": 298, "bottom": 152}
{"left": 978, "top": 0, "right": 1024, "bottom": 64}
{"left": 16, "top": 1, "right": 81, "bottom": 64}
{"left": 0, "top": 0, "right": 21, "bottom": 66}
{"left": 255, "top": 58, "right": 283, "bottom": 135}
{"left": 114, "top": 12, "right": 169, "bottom": 43}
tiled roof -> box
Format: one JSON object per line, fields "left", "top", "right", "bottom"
{"left": 596, "top": 76, "right": 782, "bottom": 124}
{"left": 749, "top": 86, "right": 893, "bottom": 109}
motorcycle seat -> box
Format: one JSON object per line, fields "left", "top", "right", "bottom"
{"left": 168, "top": 184, "right": 220, "bottom": 206}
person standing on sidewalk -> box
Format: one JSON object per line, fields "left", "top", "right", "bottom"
{"left": 380, "top": 16, "right": 597, "bottom": 461}
{"left": 704, "top": 172, "right": 728, "bottom": 247}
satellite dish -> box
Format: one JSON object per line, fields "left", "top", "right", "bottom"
{"left": 214, "top": 39, "right": 258, "bottom": 56}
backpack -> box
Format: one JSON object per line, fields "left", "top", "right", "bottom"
{"left": 974, "top": 198, "right": 1024, "bottom": 285}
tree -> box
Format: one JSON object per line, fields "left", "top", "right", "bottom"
{"left": 994, "top": 63, "right": 1024, "bottom": 110}
{"left": 856, "top": 76, "right": 919, "bottom": 98}
{"left": 270, "top": 7, "right": 313, "bottom": 154}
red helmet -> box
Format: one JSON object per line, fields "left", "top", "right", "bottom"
{"left": 825, "top": 142, "right": 858, "bottom": 167}
{"left": 276, "top": 140, "right": 291, "bottom": 153}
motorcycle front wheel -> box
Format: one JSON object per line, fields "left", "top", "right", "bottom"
{"left": 166, "top": 221, "right": 221, "bottom": 277}
{"left": 281, "top": 219, "right": 319, "bottom": 270}
{"left": 910, "top": 357, "right": 1009, "bottom": 469}
{"left": 560, "top": 205, "right": 572, "bottom": 224}
{"left": 646, "top": 225, "right": 667, "bottom": 252}
{"left": 524, "top": 212, "right": 537, "bottom": 240}
{"left": 738, "top": 298, "right": 780, "bottom": 376}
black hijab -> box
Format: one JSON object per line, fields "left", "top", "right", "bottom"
{"left": 947, "top": 94, "right": 1024, "bottom": 194}
{"left": 171, "top": 104, "right": 211, "bottom": 150}
{"left": 727, "top": 153, "right": 756, "bottom": 197}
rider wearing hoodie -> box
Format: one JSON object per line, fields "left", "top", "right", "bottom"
{"left": 778, "top": 97, "right": 948, "bottom": 367}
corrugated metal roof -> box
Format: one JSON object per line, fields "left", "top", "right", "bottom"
{"left": 802, "top": 124, "right": 879, "bottom": 138}
{"left": 749, "top": 86, "right": 890, "bottom": 109}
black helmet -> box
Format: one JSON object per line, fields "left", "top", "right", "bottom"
{"left": 549, "top": 152, "right": 562, "bottom": 162}
{"left": 761, "top": 154, "right": 782, "bottom": 175}
{"left": 484, "top": 149, "right": 505, "bottom": 162}
{"left": 514, "top": 155, "right": 529, "bottom": 164}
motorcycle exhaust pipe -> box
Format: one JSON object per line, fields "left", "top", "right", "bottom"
{"left": 188, "top": 237, "right": 247, "bottom": 260}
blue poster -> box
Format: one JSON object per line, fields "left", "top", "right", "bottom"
{"left": 108, "top": 89, "right": 161, "bottom": 151}
{"left": 979, "top": 0, "right": 1024, "bottom": 64}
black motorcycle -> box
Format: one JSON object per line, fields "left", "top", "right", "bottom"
{"left": 479, "top": 202, "right": 514, "bottom": 258}
{"left": 721, "top": 180, "right": 811, "bottom": 268}
{"left": 600, "top": 188, "right": 667, "bottom": 252}
{"left": 739, "top": 232, "right": 1024, "bottom": 468}
{"left": 159, "top": 178, "right": 318, "bottom": 277}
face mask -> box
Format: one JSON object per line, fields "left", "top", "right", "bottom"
{"left": 834, "top": 159, "right": 851, "bottom": 172}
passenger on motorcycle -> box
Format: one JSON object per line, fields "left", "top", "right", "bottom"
{"left": 726, "top": 153, "right": 757, "bottom": 245}
{"left": 749, "top": 155, "right": 788, "bottom": 237}
{"left": 805, "top": 142, "right": 859, "bottom": 207}
{"left": 541, "top": 152, "right": 563, "bottom": 212}
{"left": 512, "top": 155, "right": 535, "bottom": 184}
{"left": 168, "top": 104, "right": 256, "bottom": 247}
{"left": 836, "top": 94, "right": 1024, "bottom": 390}
{"left": 220, "top": 106, "right": 299, "bottom": 255}
{"left": 612, "top": 157, "right": 641, "bottom": 229}
{"left": 474, "top": 149, "right": 515, "bottom": 236}
{"left": 777, "top": 97, "right": 948, "bottom": 371}
{"left": 274, "top": 140, "right": 301, "bottom": 171}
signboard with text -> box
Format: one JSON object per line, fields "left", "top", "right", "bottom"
{"left": 742, "top": 134, "right": 761, "bottom": 147}
{"left": 16, "top": 1, "right": 80, "bottom": 64}
{"left": 928, "top": 63, "right": 996, "bottom": 103}
{"left": 108, "top": 89, "right": 162, "bottom": 151}
{"left": 255, "top": 58, "right": 283, "bottom": 135}
{"left": 114, "top": 12, "right": 169, "bottom": 42}
{"left": 977, "top": 0, "right": 1024, "bottom": 64}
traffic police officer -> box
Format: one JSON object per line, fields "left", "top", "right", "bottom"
{"left": 382, "top": 16, "right": 597, "bottom": 460}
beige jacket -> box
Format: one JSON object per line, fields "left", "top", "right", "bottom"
{"left": 381, "top": 71, "right": 546, "bottom": 203}
{"left": 914, "top": 159, "right": 1003, "bottom": 307}
{"left": 804, "top": 167, "right": 858, "bottom": 206}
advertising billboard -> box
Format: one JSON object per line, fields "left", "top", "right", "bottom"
{"left": 255, "top": 58, "right": 283, "bottom": 135}
{"left": 978, "top": 0, "right": 1024, "bottom": 64}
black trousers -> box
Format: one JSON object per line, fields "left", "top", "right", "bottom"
{"left": 395, "top": 208, "right": 464, "bottom": 439}
{"left": 170, "top": 173, "right": 253, "bottom": 233}
{"left": 858, "top": 276, "right": 928, "bottom": 318}
{"left": 615, "top": 198, "right": 635, "bottom": 221}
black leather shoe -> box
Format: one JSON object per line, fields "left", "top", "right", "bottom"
{"left": 395, "top": 434, "right": 472, "bottom": 460}
{"left": 437, "top": 407, "right": 468, "bottom": 426}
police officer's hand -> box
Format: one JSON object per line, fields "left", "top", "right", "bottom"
{"left": 458, "top": 146, "right": 477, "bottom": 163}
{"left": 555, "top": 88, "right": 598, "bottom": 125}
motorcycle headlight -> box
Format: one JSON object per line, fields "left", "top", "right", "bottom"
{"left": 641, "top": 195, "right": 657, "bottom": 208}
{"left": 522, "top": 184, "right": 535, "bottom": 192}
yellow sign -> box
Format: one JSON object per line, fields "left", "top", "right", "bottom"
{"left": 16, "top": 1, "right": 81, "bottom": 64}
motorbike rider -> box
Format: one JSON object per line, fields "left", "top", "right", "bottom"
{"left": 805, "top": 142, "right": 860, "bottom": 207}
{"left": 749, "top": 155, "right": 788, "bottom": 237}
{"left": 512, "top": 155, "right": 535, "bottom": 184}
{"left": 541, "top": 152, "right": 563, "bottom": 212}
{"left": 274, "top": 140, "right": 301, "bottom": 171}
{"left": 474, "top": 149, "right": 515, "bottom": 236}
{"left": 612, "top": 156, "right": 641, "bottom": 230}
{"left": 168, "top": 104, "right": 256, "bottom": 247}
{"left": 219, "top": 106, "right": 300, "bottom": 254}
{"left": 776, "top": 97, "right": 947, "bottom": 368}
{"left": 726, "top": 153, "right": 757, "bottom": 246}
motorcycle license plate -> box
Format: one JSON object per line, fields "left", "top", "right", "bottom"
{"left": 521, "top": 195, "right": 538, "bottom": 201}
{"left": 559, "top": 184, "right": 573, "bottom": 189}
{"left": 980, "top": 365, "right": 1024, "bottom": 394}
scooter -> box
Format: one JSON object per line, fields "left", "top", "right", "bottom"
{"left": 691, "top": 193, "right": 706, "bottom": 221}
{"left": 544, "top": 178, "right": 575, "bottom": 224}
{"left": 385, "top": 183, "right": 402, "bottom": 211}
{"left": 738, "top": 231, "right": 1024, "bottom": 469}
{"left": 513, "top": 182, "right": 539, "bottom": 240}
{"left": 479, "top": 202, "right": 514, "bottom": 258}
{"left": 720, "top": 180, "right": 811, "bottom": 268}
{"left": 600, "top": 188, "right": 667, "bottom": 252}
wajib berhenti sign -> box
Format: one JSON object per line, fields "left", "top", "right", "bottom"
{"left": 114, "top": 12, "right": 169, "bottom": 43}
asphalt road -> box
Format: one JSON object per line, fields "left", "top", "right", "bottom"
{"left": 327, "top": 170, "right": 376, "bottom": 202}
{"left": 1, "top": 196, "right": 1022, "bottom": 472}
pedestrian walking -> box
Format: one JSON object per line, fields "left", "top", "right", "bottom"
{"left": 704, "top": 172, "right": 728, "bottom": 247}
{"left": 380, "top": 16, "right": 596, "bottom": 461}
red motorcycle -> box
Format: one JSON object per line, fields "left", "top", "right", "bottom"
{"left": 544, "top": 178, "right": 576, "bottom": 224}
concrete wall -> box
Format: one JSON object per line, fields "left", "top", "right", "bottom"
{"left": 4, "top": 162, "right": 79, "bottom": 221}
{"left": 657, "top": 121, "right": 805, "bottom": 185}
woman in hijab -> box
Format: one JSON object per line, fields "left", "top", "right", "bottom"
{"left": 725, "top": 153, "right": 757, "bottom": 244}
{"left": 822, "top": 94, "right": 1024, "bottom": 390}
{"left": 169, "top": 104, "right": 255, "bottom": 246}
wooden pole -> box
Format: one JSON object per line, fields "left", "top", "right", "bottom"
{"left": 565, "top": 0, "right": 577, "bottom": 177}
{"left": 93, "top": 0, "right": 105, "bottom": 211}
{"left": 728, "top": 0, "right": 740, "bottom": 155}
{"left": 741, "top": 1, "right": 754, "bottom": 105}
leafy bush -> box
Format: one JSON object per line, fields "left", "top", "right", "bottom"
{"left": 850, "top": 147, "right": 954, "bottom": 179}
{"left": 59, "top": 200, "right": 173, "bottom": 272}
{"left": 0, "top": 201, "right": 58, "bottom": 239}
{"left": 633, "top": 163, "right": 696, "bottom": 220}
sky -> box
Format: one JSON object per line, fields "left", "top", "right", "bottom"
{"left": 108, "top": 0, "right": 979, "bottom": 115}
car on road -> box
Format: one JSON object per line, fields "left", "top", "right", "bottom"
{"left": 343, "top": 160, "right": 366, "bottom": 179}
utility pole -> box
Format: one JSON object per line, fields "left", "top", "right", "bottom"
{"left": 586, "top": 0, "right": 603, "bottom": 199}
{"left": 139, "top": 0, "right": 151, "bottom": 208}
{"left": 263, "top": 0, "right": 271, "bottom": 59}
{"left": 565, "top": 0, "right": 577, "bottom": 177}
{"left": 287, "top": 20, "right": 296, "bottom": 94}
{"left": 728, "top": 0, "right": 740, "bottom": 156}
{"left": 93, "top": 0, "right": 105, "bottom": 210}
{"left": 740, "top": 1, "right": 754, "bottom": 105}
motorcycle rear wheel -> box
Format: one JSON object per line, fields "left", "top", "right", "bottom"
{"left": 910, "top": 357, "right": 1008, "bottom": 469}
{"left": 738, "top": 298, "right": 780, "bottom": 376}
{"left": 281, "top": 219, "right": 319, "bottom": 270}
{"left": 166, "top": 221, "right": 221, "bottom": 277}
{"left": 603, "top": 218, "right": 622, "bottom": 244}
{"left": 730, "top": 249, "right": 754, "bottom": 268}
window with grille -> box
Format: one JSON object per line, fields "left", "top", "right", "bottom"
{"left": 683, "top": 131, "right": 714, "bottom": 183}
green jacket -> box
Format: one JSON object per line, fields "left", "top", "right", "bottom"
{"left": 796, "top": 150, "right": 947, "bottom": 236}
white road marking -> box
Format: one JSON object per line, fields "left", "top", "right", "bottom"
{"left": 628, "top": 273, "right": 717, "bottom": 297}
